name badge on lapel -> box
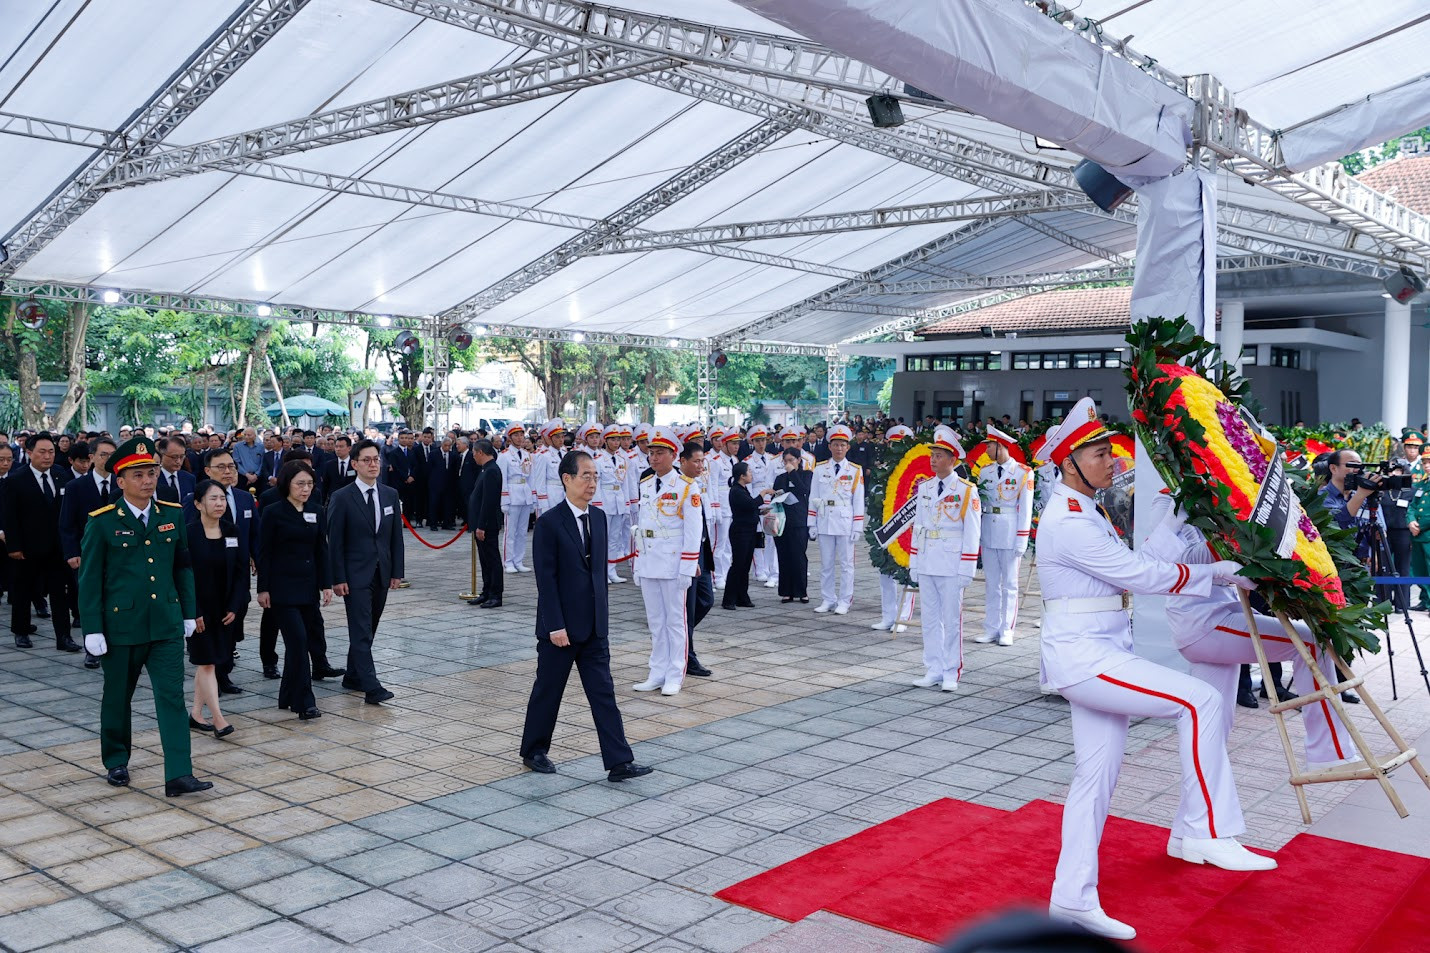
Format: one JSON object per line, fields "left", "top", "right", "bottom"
{"left": 303, "top": 512, "right": 317, "bottom": 523}
{"left": 225, "top": 537, "right": 239, "bottom": 548}
{"left": 114, "top": 529, "right": 135, "bottom": 537}
{"left": 244, "top": 510, "right": 253, "bottom": 518}
{"left": 383, "top": 506, "right": 394, "bottom": 515}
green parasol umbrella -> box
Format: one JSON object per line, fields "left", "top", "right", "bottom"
{"left": 263, "top": 394, "right": 348, "bottom": 417}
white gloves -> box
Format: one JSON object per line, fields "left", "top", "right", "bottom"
{"left": 1211, "top": 560, "right": 1257, "bottom": 591}
{"left": 183, "top": 619, "right": 197, "bottom": 638}
{"left": 808, "top": 527, "right": 817, "bottom": 541}
{"left": 84, "top": 633, "right": 108, "bottom": 656}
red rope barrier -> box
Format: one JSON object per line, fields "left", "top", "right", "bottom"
{"left": 402, "top": 515, "right": 469, "bottom": 550}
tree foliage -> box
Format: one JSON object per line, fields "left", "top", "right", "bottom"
{"left": 1339, "top": 125, "right": 1430, "bottom": 175}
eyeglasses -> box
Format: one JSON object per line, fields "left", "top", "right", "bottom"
{"left": 290, "top": 480, "right": 315, "bottom": 489}
{"left": 208, "top": 463, "right": 237, "bottom": 471}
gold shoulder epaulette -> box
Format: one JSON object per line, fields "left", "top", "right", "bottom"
{"left": 89, "top": 503, "right": 116, "bottom": 517}
{"left": 156, "top": 498, "right": 182, "bottom": 508}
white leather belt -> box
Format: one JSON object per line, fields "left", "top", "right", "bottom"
{"left": 1043, "top": 594, "right": 1131, "bottom": 614}
{"left": 642, "top": 529, "right": 680, "bottom": 538}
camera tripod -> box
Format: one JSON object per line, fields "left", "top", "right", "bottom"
{"left": 1362, "top": 495, "right": 1430, "bottom": 700}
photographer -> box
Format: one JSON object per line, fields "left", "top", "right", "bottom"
{"left": 1319, "top": 449, "right": 1389, "bottom": 704}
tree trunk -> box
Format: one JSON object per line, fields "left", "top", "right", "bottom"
{"left": 642, "top": 363, "right": 657, "bottom": 423}
{"left": 49, "top": 301, "right": 92, "bottom": 432}
{"left": 4, "top": 300, "right": 48, "bottom": 429}
{"left": 592, "top": 351, "right": 609, "bottom": 422}
{"left": 545, "top": 343, "right": 564, "bottom": 418}
{"left": 244, "top": 323, "right": 275, "bottom": 426}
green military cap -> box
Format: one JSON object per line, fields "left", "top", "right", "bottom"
{"left": 111, "top": 436, "right": 160, "bottom": 473}
{"left": 1403, "top": 429, "right": 1426, "bottom": 446}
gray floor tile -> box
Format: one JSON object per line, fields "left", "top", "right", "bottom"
{"left": 519, "top": 911, "right": 658, "bottom": 953}
{"left": 195, "top": 918, "right": 348, "bottom": 953}
{"left": 295, "top": 888, "right": 430, "bottom": 942}
{"left": 329, "top": 842, "right": 449, "bottom": 887}
{"left": 447, "top": 885, "right": 584, "bottom": 939}
{"left": 143, "top": 893, "right": 278, "bottom": 947}
{"left": 601, "top": 882, "right": 728, "bottom": 934}
{"left": 527, "top": 859, "right": 655, "bottom": 907}
{"left": 482, "top": 802, "right": 587, "bottom": 838}
{"left": 409, "top": 820, "right": 522, "bottom": 860}
{"left": 0, "top": 897, "right": 121, "bottom": 952}
{"left": 239, "top": 867, "right": 369, "bottom": 916}
{"left": 387, "top": 864, "right": 515, "bottom": 912}
{"left": 672, "top": 907, "right": 787, "bottom": 953}
{"left": 466, "top": 840, "right": 586, "bottom": 882}
{"left": 93, "top": 869, "right": 222, "bottom": 919}
{"left": 353, "top": 913, "right": 502, "bottom": 952}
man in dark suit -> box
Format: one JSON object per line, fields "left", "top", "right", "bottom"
{"left": 418, "top": 430, "right": 445, "bottom": 529}
{"left": 6, "top": 432, "right": 79, "bottom": 653}
{"left": 520, "top": 450, "right": 653, "bottom": 782}
{"left": 468, "top": 440, "right": 504, "bottom": 608}
{"left": 432, "top": 436, "right": 458, "bottom": 529}
{"left": 155, "top": 437, "right": 195, "bottom": 507}
{"left": 320, "top": 434, "right": 358, "bottom": 501}
{"left": 454, "top": 437, "right": 478, "bottom": 525}
{"left": 258, "top": 435, "right": 286, "bottom": 490}
{"left": 328, "top": 438, "right": 405, "bottom": 705}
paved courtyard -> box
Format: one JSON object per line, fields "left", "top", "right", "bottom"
{"left": 2, "top": 530, "right": 1429, "bottom": 952}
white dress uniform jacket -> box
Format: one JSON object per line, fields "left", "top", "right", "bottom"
{"left": 498, "top": 446, "right": 535, "bottom": 508}
{"left": 808, "top": 459, "right": 866, "bottom": 538}
{"left": 634, "top": 471, "right": 703, "bottom": 581}
{"left": 979, "top": 461, "right": 1034, "bottom": 551}
{"left": 909, "top": 473, "right": 980, "bottom": 578}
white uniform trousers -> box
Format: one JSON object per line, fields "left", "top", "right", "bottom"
{"left": 1053, "top": 655, "right": 1245, "bottom": 911}
{"left": 754, "top": 535, "right": 777, "bottom": 581}
{"left": 878, "top": 573, "right": 915, "bottom": 627}
{"left": 640, "top": 576, "right": 689, "bottom": 690}
{"left": 918, "top": 574, "right": 965, "bottom": 683}
{"left": 817, "top": 534, "right": 855, "bottom": 608}
{"left": 502, "top": 505, "right": 532, "bottom": 570}
{"left": 713, "top": 519, "right": 732, "bottom": 586}
{"left": 1181, "top": 608, "right": 1350, "bottom": 767}
{"left": 607, "top": 513, "right": 630, "bottom": 578}
{"left": 981, "top": 547, "right": 1023, "bottom": 641}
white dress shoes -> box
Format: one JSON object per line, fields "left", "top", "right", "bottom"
{"left": 632, "top": 680, "right": 662, "bottom": 692}
{"left": 973, "top": 632, "right": 998, "bottom": 644}
{"left": 1048, "top": 903, "right": 1136, "bottom": 940}
{"left": 997, "top": 632, "right": 1014, "bottom": 646}
{"left": 871, "top": 621, "right": 892, "bottom": 631}
{"left": 813, "top": 602, "right": 834, "bottom": 613}
{"left": 911, "top": 673, "right": 940, "bottom": 688}
{"left": 1173, "top": 835, "right": 1278, "bottom": 870}
{"left": 940, "top": 678, "right": 959, "bottom": 692}
{"left": 833, "top": 604, "right": 849, "bottom": 615}
{"left": 660, "top": 684, "right": 681, "bottom": 696}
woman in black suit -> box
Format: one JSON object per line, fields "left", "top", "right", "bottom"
{"left": 722, "top": 462, "right": 762, "bottom": 609}
{"left": 256, "top": 461, "right": 332, "bottom": 720}
{"left": 186, "top": 479, "right": 249, "bottom": 738}
{"left": 772, "top": 448, "right": 812, "bottom": 603}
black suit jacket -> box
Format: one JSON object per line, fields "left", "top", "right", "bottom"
{"left": 385, "top": 445, "right": 413, "bottom": 487}
{"left": 256, "top": 499, "right": 331, "bottom": 605}
{"left": 773, "top": 470, "right": 812, "bottom": 533}
{"left": 186, "top": 517, "right": 250, "bottom": 618}
{"left": 321, "top": 456, "right": 358, "bottom": 501}
{"left": 468, "top": 459, "right": 503, "bottom": 532}
{"left": 4, "top": 468, "right": 65, "bottom": 559}
{"left": 257, "top": 449, "right": 286, "bottom": 487}
{"left": 727, "top": 482, "right": 761, "bottom": 539}
{"left": 327, "top": 481, "right": 405, "bottom": 586}
{"left": 186, "top": 486, "right": 260, "bottom": 564}
{"left": 155, "top": 468, "right": 195, "bottom": 507}
{"left": 456, "top": 450, "right": 479, "bottom": 502}
{"left": 533, "top": 502, "right": 608, "bottom": 643}
{"left": 59, "top": 472, "right": 120, "bottom": 561}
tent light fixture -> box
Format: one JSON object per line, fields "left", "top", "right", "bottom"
{"left": 1072, "top": 158, "right": 1133, "bottom": 212}
{"left": 865, "top": 94, "right": 905, "bottom": 128}
{"left": 667, "top": 338, "right": 680, "bottom": 348}
{"left": 256, "top": 303, "right": 273, "bottom": 317}
{"left": 571, "top": 331, "right": 585, "bottom": 343}
{"left": 471, "top": 324, "right": 488, "bottom": 337}
{"left": 101, "top": 289, "right": 120, "bottom": 304}
{"left": 1383, "top": 266, "right": 1426, "bottom": 304}
{"left": 376, "top": 315, "right": 392, "bottom": 327}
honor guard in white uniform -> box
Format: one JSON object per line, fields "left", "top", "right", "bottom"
{"left": 633, "top": 427, "right": 704, "bottom": 696}
{"left": 629, "top": 424, "right": 651, "bottom": 476}
{"left": 707, "top": 427, "right": 733, "bottom": 590}
{"left": 1140, "top": 491, "right": 1350, "bottom": 771}
{"left": 908, "top": 427, "right": 980, "bottom": 691}
{"left": 1038, "top": 398, "right": 1275, "bottom": 943}
{"left": 745, "top": 426, "right": 779, "bottom": 585}
{"left": 532, "top": 419, "right": 567, "bottom": 516}
{"left": 598, "top": 424, "right": 632, "bottom": 583}
{"left": 976, "top": 425, "right": 1034, "bottom": 646}
{"left": 499, "top": 423, "right": 535, "bottom": 572}
{"left": 809, "top": 424, "right": 865, "bottom": 614}
{"left": 874, "top": 425, "right": 916, "bottom": 633}
{"left": 781, "top": 425, "right": 815, "bottom": 471}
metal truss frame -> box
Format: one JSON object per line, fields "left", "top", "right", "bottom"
{"left": 826, "top": 348, "right": 847, "bottom": 420}
{"left": 441, "top": 117, "right": 798, "bottom": 324}
{"left": 102, "top": 44, "right": 675, "bottom": 189}
{"left": 0, "top": 0, "right": 311, "bottom": 277}
{"left": 419, "top": 316, "right": 453, "bottom": 428}
{"left": 696, "top": 343, "right": 717, "bottom": 425}
{"left": 0, "top": 111, "right": 118, "bottom": 150}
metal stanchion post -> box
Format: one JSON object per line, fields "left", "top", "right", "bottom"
{"left": 460, "top": 530, "right": 481, "bottom": 603}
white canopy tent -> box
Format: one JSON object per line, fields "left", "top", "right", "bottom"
{"left": 1, "top": 0, "right": 1428, "bottom": 423}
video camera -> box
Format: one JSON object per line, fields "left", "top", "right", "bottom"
{"left": 1348, "top": 460, "right": 1412, "bottom": 494}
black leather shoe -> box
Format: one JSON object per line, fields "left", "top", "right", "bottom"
{"left": 214, "top": 724, "right": 235, "bottom": 739}
{"left": 56, "top": 637, "right": 81, "bottom": 653}
{"left": 262, "top": 666, "right": 280, "bottom": 679}
{"left": 22, "top": 625, "right": 37, "bottom": 635}
{"left": 164, "top": 775, "right": 214, "bottom": 797}
{"left": 480, "top": 598, "right": 503, "bottom": 609}
{"left": 189, "top": 716, "right": 213, "bottom": 732}
{"left": 365, "top": 689, "right": 395, "bottom": 705}
{"left": 1236, "top": 689, "right": 1259, "bottom": 709}
{"left": 298, "top": 708, "right": 322, "bottom": 720}
{"left": 608, "top": 762, "right": 654, "bottom": 782}
{"left": 36, "top": 607, "right": 50, "bottom": 619}
{"left": 341, "top": 678, "right": 362, "bottom": 691}
{"left": 312, "top": 665, "right": 346, "bottom": 680}
{"left": 687, "top": 661, "right": 713, "bottom": 677}
{"left": 523, "top": 753, "right": 556, "bottom": 774}
{"left": 106, "top": 766, "right": 129, "bottom": 787}
{"left": 13, "top": 634, "right": 32, "bottom": 649}
{"left": 1342, "top": 691, "right": 1362, "bottom": 704}
{"left": 218, "top": 682, "right": 243, "bottom": 695}
{"left": 84, "top": 652, "right": 100, "bottom": 669}
{"left": 721, "top": 603, "right": 738, "bottom": 610}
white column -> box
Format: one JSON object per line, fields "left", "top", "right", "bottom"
{"left": 1383, "top": 298, "right": 1411, "bottom": 433}
{"left": 1219, "top": 300, "right": 1245, "bottom": 368}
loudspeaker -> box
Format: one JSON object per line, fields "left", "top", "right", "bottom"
{"left": 1073, "top": 158, "right": 1133, "bottom": 212}
{"left": 1384, "top": 266, "right": 1426, "bottom": 304}
{"left": 866, "top": 94, "right": 905, "bottom": 128}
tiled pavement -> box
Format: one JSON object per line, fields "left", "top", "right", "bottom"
{"left": 2, "top": 528, "right": 1428, "bottom": 952}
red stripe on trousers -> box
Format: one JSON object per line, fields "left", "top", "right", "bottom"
{"left": 1214, "top": 626, "right": 1344, "bottom": 758}
{"left": 1095, "top": 673, "right": 1217, "bottom": 838}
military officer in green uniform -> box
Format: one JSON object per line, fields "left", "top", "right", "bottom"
{"left": 1404, "top": 429, "right": 1430, "bottom": 610}
{"left": 80, "top": 437, "right": 213, "bottom": 796}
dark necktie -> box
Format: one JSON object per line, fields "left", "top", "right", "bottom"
{"left": 138, "top": 509, "right": 147, "bottom": 528}
{"left": 997, "top": 464, "right": 1003, "bottom": 480}
{"left": 937, "top": 479, "right": 944, "bottom": 497}
{"left": 834, "top": 462, "right": 841, "bottom": 476}
{"left": 655, "top": 476, "right": 662, "bottom": 493}
{"left": 100, "top": 477, "right": 109, "bottom": 498}
{"left": 170, "top": 473, "right": 178, "bottom": 495}
{"left": 580, "top": 512, "right": 591, "bottom": 563}
{"left": 367, "top": 487, "right": 380, "bottom": 533}
{"left": 41, "top": 472, "right": 53, "bottom": 503}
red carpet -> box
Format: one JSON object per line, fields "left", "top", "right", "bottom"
{"left": 714, "top": 798, "right": 1430, "bottom": 952}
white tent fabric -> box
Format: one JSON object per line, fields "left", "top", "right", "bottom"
{"left": 1, "top": 0, "right": 1427, "bottom": 349}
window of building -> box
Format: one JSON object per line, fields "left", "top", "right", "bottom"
{"left": 1270, "top": 347, "right": 1300, "bottom": 369}
{"left": 906, "top": 353, "right": 1000, "bottom": 372}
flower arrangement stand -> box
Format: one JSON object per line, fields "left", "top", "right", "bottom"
{"left": 1237, "top": 590, "right": 1430, "bottom": 824}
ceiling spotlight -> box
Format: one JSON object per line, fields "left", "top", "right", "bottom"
{"left": 1072, "top": 158, "right": 1133, "bottom": 212}
{"left": 988, "top": 350, "right": 1002, "bottom": 355}
{"left": 471, "top": 324, "right": 488, "bottom": 337}
{"left": 980, "top": 325, "right": 995, "bottom": 338}
{"left": 101, "top": 289, "right": 120, "bottom": 304}
{"left": 256, "top": 303, "right": 273, "bottom": 317}
{"left": 866, "top": 93, "right": 905, "bottom": 128}
{"left": 1383, "top": 265, "right": 1426, "bottom": 304}
{"left": 376, "top": 315, "right": 392, "bottom": 327}
{"left": 667, "top": 338, "right": 680, "bottom": 348}
{"left": 571, "top": 331, "right": 585, "bottom": 343}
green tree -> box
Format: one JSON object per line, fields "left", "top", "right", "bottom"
{"left": 1340, "top": 125, "right": 1430, "bottom": 175}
